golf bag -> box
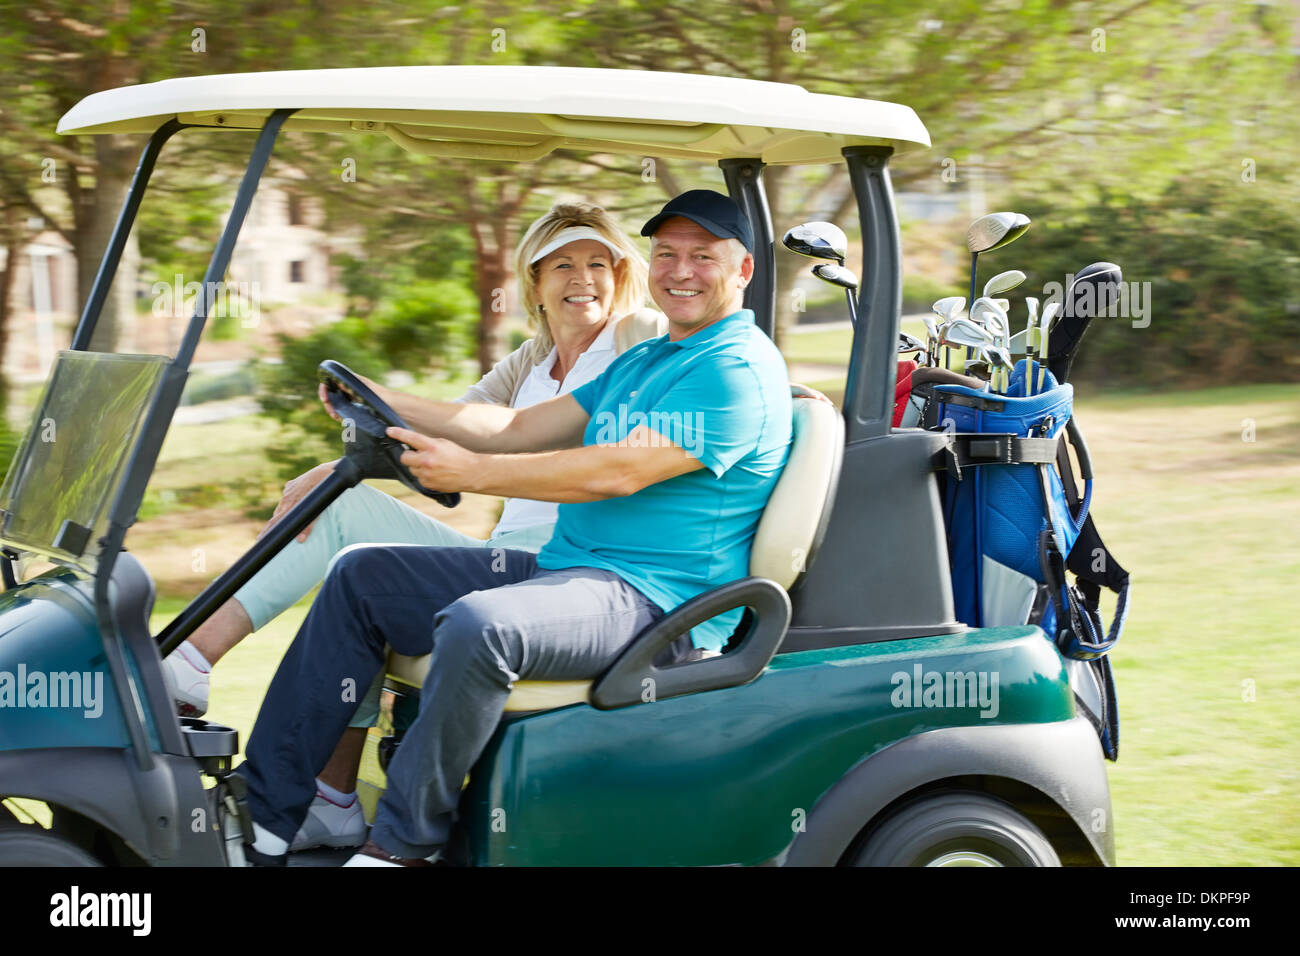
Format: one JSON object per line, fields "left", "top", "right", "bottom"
{"left": 932, "top": 360, "right": 1130, "bottom": 759}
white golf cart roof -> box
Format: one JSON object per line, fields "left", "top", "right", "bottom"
{"left": 57, "top": 66, "right": 929, "bottom": 165}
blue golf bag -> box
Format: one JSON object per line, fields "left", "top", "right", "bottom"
{"left": 931, "top": 360, "right": 1131, "bottom": 759}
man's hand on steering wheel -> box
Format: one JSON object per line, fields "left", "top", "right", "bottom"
{"left": 317, "top": 360, "right": 461, "bottom": 508}
{"left": 386, "top": 426, "right": 476, "bottom": 496}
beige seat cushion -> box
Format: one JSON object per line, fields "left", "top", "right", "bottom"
{"left": 386, "top": 387, "right": 842, "bottom": 711}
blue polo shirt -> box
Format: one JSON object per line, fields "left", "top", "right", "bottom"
{"left": 536, "top": 309, "right": 792, "bottom": 651}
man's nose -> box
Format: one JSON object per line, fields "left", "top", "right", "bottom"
{"left": 666, "top": 257, "right": 692, "bottom": 280}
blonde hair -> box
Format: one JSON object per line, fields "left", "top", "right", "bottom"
{"left": 515, "top": 201, "right": 649, "bottom": 359}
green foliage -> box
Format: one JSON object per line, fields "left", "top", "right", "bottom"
{"left": 369, "top": 280, "right": 477, "bottom": 374}
{"left": 1007, "top": 180, "right": 1300, "bottom": 388}
{"left": 255, "top": 278, "right": 476, "bottom": 480}
{"left": 901, "top": 274, "right": 956, "bottom": 314}
{"left": 180, "top": 366, "right": 259, "bottom": 406}
{"left": 0, "top": 397, "right": 19, "bottom": 483}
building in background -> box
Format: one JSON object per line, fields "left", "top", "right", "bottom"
{"left": 2, "top": 177, "right": 356, "bottom": 384}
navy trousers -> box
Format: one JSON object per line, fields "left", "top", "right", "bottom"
{"left": 240, "top": 544, "right": 661, "bottom": 857}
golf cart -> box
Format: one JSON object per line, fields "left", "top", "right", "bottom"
{"left": 0, "top": 66, "right": 1117, "bottom": 867}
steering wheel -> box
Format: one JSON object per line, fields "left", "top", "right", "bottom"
{"left": 317, "top": 360, "right": 459, "bottom": 508}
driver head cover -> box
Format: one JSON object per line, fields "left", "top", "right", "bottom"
{"left": 640, "top": 189, "right": 754, "bottom": 252}
{"left": 529, "top": 226, "right": 626, "bottom": 264}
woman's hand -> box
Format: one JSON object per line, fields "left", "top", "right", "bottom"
{"left": 259, "top": 460, "right": 339, "bottom": 543}
{"left": 318, "top": 374, "right": 385, "bottom": 423}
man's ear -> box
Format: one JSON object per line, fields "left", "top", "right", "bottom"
{"left": 738, "top": 252, "right": 755, "bottom": 287}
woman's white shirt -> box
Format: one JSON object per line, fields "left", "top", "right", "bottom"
{"left": 489, "top": 320, "right": 619, "bottom": 536}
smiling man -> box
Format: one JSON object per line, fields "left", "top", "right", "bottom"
{"left": 236, "top": 190, "right": 792, "bottom": 866}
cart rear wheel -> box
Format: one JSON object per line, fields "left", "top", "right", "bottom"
{"left": 849, "top": 792, "right": 1060, "bottom": 867}
{"left": 0, "top": 823, "right": 102, "bottom": 866}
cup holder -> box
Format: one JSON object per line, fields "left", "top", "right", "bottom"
{"left": 180, "top": 716, "right": 239, "bottom": 760}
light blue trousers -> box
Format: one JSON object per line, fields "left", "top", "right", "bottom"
{"left": 231, "top": 482, "right": 555, "bottom": 727}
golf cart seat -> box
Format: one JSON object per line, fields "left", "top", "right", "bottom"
{"left": 385, "top": 384, "right": 844, "bottom": 711}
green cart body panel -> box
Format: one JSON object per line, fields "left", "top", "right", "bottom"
{"left": 458, "top": 626, "right": 1082, "bottom": 866}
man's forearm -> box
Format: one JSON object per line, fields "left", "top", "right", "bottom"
{"left": 377, "top": 386, "right": 521, "bottom": 452}
{"left": 462, "top": 440, "right": 699, "bottom": 503}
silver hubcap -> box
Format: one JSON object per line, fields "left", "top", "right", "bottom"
{"left": 925, "top": 850, "right": 1004, "bottom": 867}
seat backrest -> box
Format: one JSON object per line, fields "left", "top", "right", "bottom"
{"left": 749, "top": 387, "right": 845, "bottom": 589}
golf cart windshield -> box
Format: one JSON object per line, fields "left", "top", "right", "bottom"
{"left": 0, "top": 351, "right": 169, "bottom": 572}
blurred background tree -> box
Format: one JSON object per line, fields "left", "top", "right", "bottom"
{"left": 0, "top": 0, "right": 1295, "bottom": 423}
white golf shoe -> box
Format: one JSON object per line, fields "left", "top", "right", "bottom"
{"left": 290, "top": 791, "right": 368, "bottom": 851}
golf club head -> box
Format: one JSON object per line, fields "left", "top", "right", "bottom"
{"left": 898, "top": 332, "right": 926, "bottom": 355}
{"left": 966, "top": 212, "right": 1032, "bottom": 254}
{"left": 969, "top": 296, "right": 1008, "bottom": 327}
{"left": 932, "top": 295, "right": 966, "bottom": 320}
{"left": 1025, "top": 296, "right": 1040, "bottom": 325}
{"left": 941, "top": 317, "right": 994, "bottom": 351}
{"left": 1041, "top": 300, "right": 1061, "bottom": 328}
{"left": 783, "top": 222, "right": 849, "bottom": 263}
{"left": 812, "top": 262, "right": 859, "bottom": 291}
{"left": 983, "top": 269, "right": 1026, "bottom": 298}
{"left": 923, "top": 315, "right": 940, "bottom": 340}
{"left": 1047, "top": 261, "right": 1123, "bottom": 383}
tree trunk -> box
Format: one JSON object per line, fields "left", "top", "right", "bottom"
{"left": 76, "top": 135, "right": 137, "bottom": 354}
{"left": 0, "top": 205, "right": 19, "bottom": 394}
{"left": 475, "top": 248, "right": 511, "bottom": 375}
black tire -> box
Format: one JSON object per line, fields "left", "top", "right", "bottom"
{"left": 0, "top": 823, "right": 102, "bottom": 867}
{"left": 849, "top": 792, "right": 1060, "bottom": 867}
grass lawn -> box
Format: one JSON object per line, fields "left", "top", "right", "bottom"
{"left": 20, "top": 360, "right": 1296, "bottom": 865}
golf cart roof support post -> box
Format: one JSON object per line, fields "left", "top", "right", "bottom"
{"left": 842, "top": 145, "right": 901, "bottom": 441}
{"left": 69, "top": 119, "right": 187, "bottom": 352}
{"left": 172, "top": 108, "right": 296, "bottom": 371}
{"left": 719, "top": 158, "right": 775, "bottom": 339}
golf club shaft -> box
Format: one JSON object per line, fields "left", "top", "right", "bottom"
{"left": 966, "top": 252, "right": 978, "bottom": 361}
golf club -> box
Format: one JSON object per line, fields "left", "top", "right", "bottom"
{"left": 932, "top": 295, "right": 966, "bottom": 370}
{"left": 1023, "top": 297, "right": 1039, "bottom": 396}
{"left": 987, "top": 346, "right": 1013, "bottom": 394}
{"left": 965, "top": 212, "right": 1031, "bottom": 359}
{"left": 783, "top": 220, "right": 858, "bottom": 326}
{"left": 940, "top": 316, "right": 995, "bottom": 354}
{"left": 782, "top": 221, "right": 849, "bottom": 264}
{"left": 812, "top": 262, "right": 859, "bottom": 325}
{"left": 983, "top": 269, "right": 1026, "bottom": 300}
{"left": 1046, "top": 261, "right": 1123, "bottom": 384}
{"left": 922, "top": 315, "right": 940, "bottom": 367}
{"left": 1038, "top": 300, "right": 1060, "bottom": 392}
{"left": 898, "top": 332, "right": 927, "bottom": 358}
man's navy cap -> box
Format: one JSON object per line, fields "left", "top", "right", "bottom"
{"left": 641, "top": 189, "right": 754, "bottom": 253}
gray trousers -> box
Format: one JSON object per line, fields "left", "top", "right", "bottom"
{"left": 241, "top": 544, "right": 661, "bottom": 858}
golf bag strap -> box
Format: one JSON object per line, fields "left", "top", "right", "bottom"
{"left": 1066, "top": 513, "right": 1130, "bottom": 594}
{"left": 1039, "top": 528, "right": 1129, "bottom": 659}
{"left": 935, "top": 433, "right": 1060, "bottom": 479}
